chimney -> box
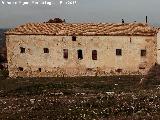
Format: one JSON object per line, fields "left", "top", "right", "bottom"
{"left": 122, "top": 19, "right": 124, "bottom": 24}
{"left": 146, "top": 16, "right": 148, "bottom": 24}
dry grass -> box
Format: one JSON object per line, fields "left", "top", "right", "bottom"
{"left": 0, "top": 76, "right": 160, "bottom": 120}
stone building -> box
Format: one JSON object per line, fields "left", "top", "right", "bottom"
{"left": 5, "top": 23, "right": 157, "bottom": 77}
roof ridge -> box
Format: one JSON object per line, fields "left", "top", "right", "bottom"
{"left": 5, "top": 22, "right": 157, "bottom": 36}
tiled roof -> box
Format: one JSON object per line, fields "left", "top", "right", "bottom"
{"left": 5, "top": 23, "right": 157, "bottom": 36}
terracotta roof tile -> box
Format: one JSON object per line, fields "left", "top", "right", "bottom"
{"left": 5, "top": 23, "right": 157, "bottom": 36}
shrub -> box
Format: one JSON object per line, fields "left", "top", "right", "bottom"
{"left": 0, "top": 69, "right": 9, "bottom": 77}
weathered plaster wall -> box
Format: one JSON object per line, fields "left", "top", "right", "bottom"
{"left": 157, "top": 31, "right": 160, "bottom": 64}
{"left": 6, "top": 35, "right": 156, "bottom": 77}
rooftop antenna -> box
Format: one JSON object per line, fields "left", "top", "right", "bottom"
{"left": 146, "top": 16, "right": 148, "bottom": 24}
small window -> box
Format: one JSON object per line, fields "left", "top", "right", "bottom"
{"left": 20, "top": 47, "right": 25, "bottom": 53}
{"left": 141, "top": 50, "right": 146, "bottom": 57}
{"left": 139, "top": 66, "right": 145, "bottom": 69}
{"left": 115, "top": 68, "right": 122, "bottom": 73}
{"left": 72, "top": 35, "right": 76, "bottom": 41}
{"left": 92, "top": 50, "right": 97, "bottom": 60}
{"left": 18, "top": 67, "right": 23, "bottom": 71}
{"left": 38, "top": 68, "right": 41, "bottom": 72}
{"left": 116, "top": 49, "right": 122, "bottom": 56}
{"left": 77, "top": 49, "right": 83, "bottom": 60}
{"left": 130, "top": 38, "right": 132, "bottom": 43}
{"left": 44, "top": 48, "right": 49, "bottom": 53}
{"left": 63, "top": 49, "right": 68, "bottom": 59}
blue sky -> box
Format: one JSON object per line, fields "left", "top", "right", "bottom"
{"left": 0, "top": 0, "right": 160, "bottom": 28}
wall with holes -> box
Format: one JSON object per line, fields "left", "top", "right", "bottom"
{"left": 6, "top": 35, "right": 156, "bottom": 77}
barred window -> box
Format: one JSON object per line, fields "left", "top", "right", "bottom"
{"left": 44, "top": 48, "right": 49, "bottom": 53}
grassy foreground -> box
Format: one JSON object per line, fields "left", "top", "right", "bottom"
{"left": 0, "top": 76, "right": 160, "bottom": 120}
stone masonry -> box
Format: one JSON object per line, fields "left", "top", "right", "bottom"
{"left": 5, "top": 23, "right": 158, "bottom": 77}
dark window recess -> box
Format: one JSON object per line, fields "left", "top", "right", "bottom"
{"left": 141, "top": 50, "right": 146, "bottom": 57}
{"left": 63, "top": 49, "right": 68, "bottom": 59}
{"left": 38, "top": 68, "right": 41, "bottom": 72}
{"left": 44, "top": 48, "right": 49, "bottom": 53}
{"left": 116, "top": 49, "right": 122, "bottom": 56}
{"left": 18, "top": 67, "right": 23, "bottom": 71}
{"left": 87, "top": 68, "right": 93, "bottom": 71}
{"left": 115, "top": 69, "right": 122, "bottom": 73}
{"left": 20, "top": 47, "right": 25, "bottom": 53}
{"left": 139, "top": 66, "right": 145, "bottom": 69}
{"left": 130, "top": 38, "right": 132, "bottom": 43}
{"left": 72, "top": 35, "right": 76, "bottom": 41}
{"left": 77, "top": 49, "right": 83, "bottom": 60}
{"left": 92, "top": 50, "right": 97, "bottom": 60}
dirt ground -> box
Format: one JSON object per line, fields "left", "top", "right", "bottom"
{"left": 0, "top": 76, "right": 160, "bottom": 120}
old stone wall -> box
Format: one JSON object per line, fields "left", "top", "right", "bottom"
{"left": 6, "top": 35, "right": 156, "bottom": 77}
{"left": 157, "top": 31, "right": 160, "bottom": 64}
